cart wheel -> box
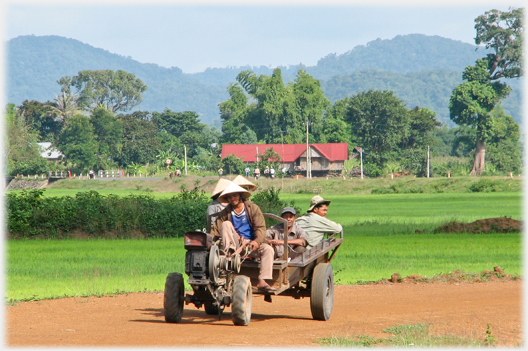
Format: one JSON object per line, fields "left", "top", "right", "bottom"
{"left": 231, "top": 275, "right": 252, "bottom": 326}
{"left": 164, "top": 272, "right": 184, "bottom": 323}
{"left": 310, "top": 263, "right": 334, "bottom": 321}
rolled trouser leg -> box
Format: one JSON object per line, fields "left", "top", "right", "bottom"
{"left": 220, "top": 221, "right": 239, "bottom": 252}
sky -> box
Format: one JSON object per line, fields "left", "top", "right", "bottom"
{"left": 2, "top": 0, "right": 521, "bottom": 74}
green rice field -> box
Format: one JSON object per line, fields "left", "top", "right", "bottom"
{"left": 6, "top": 191, "right": 522, "bottom": 302}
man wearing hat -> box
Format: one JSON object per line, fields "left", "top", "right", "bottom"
{"left": 210, "top": 183, "right": 276, "bottom": 292}
{"left": 266, "top": 207, "right": 307, "bottom": 261}
{"left": 206, "top": 178, "right": 232, "bottom": 231}
{"left": 295, "top": 195, "right": 343, "bottom": 249}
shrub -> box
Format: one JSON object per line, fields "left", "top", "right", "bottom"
{"left": 469, "top": 179, "right": 502, "bottom": 193}
{"left": 251, "top": 187, "right": 301, "bottom": 227}
{"left": 7, "top": 187, "right": 210, "bottom": 239}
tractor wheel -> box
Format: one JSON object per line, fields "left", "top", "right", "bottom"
{"left": 164, "top": 272, "right": 184, "bottom": 323}
{"left": 231, "top": 275, "right": 252, "bottom": 326}
{"left": 310, "top": 263, "right": 334, "bottom": 321}
{"left": 204, "top": 302, "right": 220, "bottom": 315}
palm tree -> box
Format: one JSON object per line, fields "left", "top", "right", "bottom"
{"left": 47, "top": 92, "right": 81, "bottom": 121}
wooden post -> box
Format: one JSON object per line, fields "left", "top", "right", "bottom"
{"left": 360, "top": 148, "right": 363, "bottom": 179}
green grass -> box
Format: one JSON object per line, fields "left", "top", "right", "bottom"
{"left": 7, "top": 238, "right": 186, "bottom": 302}
{"left": 318, "top": 323, "right": 485, "bottom": 347}
{"left": 7, "top": 230, "right": 521, "bottom": 302}
{"left": 282, "top": 192, "right": 522, "bottom": 225}
{"left": 6, "top": 190, "right": 522, "bottom": 302}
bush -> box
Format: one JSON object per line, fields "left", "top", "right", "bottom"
{"left": 469, "top": 179, "right": 502, "bottom": 193}
{"left": 251, "top": 187, "right": 301, "bottom": 227}
{"left": 7, "top": 187, "right": 210, "bottom": 239}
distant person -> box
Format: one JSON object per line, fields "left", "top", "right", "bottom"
{"left": 245, "top": 166, "right": 251, "bottom": 177}
{"left": 264, "top": 166, "right": 270, "bottom": 178}
{"left": 254, "top": 167, "right": 261, "bottom": 180}
{"left": 266, "top": 207, "right": 307, "bottom": 260}
{"left": 88, "top": 169, "right": 95, "bottom": 180}
{"left": 175, "top": 168, "right": 181, "bottom": 177}
{"left": 295, "top": 195, "right": 342, "bottom": 249}
{"left": 218, "top": 167, "right": 223, "bottom": 178}
{"left": 270, "top": 167, "right": 275, "bottom": 179}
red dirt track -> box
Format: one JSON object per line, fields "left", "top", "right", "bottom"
{"left": 7, "top": 281, "right": 522, "bottom": 347}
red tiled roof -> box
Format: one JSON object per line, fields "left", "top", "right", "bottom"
{"left": 221, "top": 143, "right": 348, "bottom": 163}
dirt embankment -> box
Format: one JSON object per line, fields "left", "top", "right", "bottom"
{"left": 433, "top": 217, "right": 522, "bottom": 234}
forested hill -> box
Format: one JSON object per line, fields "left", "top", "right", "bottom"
{"left": 7, "top": 35, "right": 227, "bottom": 125}
{"left": 6, "top": 34, "right": 522, "bottom": 126}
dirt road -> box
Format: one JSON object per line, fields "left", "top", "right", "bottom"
{"left": 7, "top": 281, "right": 522, "bottom": 347}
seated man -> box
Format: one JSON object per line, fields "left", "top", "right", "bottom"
{"left": 266, "top": 207, "right": 307, "bottom": 261}
{"left": 206, "top": 178, "right": 232, "bottom": 231}
{"left": 295, "top": 195, "right": 343, "bottom": 249}
{"left": 210, "top": 183, "right": 276, "bottom": 292}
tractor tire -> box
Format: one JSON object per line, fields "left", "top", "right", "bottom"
{"left": 204, "top": 302, "right": 220, "bottom": 315}
{"left": 164, "top": 272, "right": 184, "bottom": 323}
{"left": 310, "top": 263, "right": 334, "bottom": 321}
{"left": 231, "top": 275, "right": 252, "bottom": 326}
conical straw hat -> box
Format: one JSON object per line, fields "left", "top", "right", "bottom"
{"left": 211, "top": 178, "right": 233, "bottom": 199}
{"left": 233, "top": 175, "right": 258, "bottom": 192}
{"left": 218, "top": 182, "right": 251, "bottom": 201}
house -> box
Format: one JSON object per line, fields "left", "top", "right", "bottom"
{"left": 37, "top": 142, "right": 63, "bottom": 162}
{"left": 221, "top": 143, "right": 349, "bottom": 175}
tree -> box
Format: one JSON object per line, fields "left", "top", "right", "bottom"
{"left": 344, "top": 90, "right": 410, "bottom": 168}
{"left": 449, "top": 60, "right": 512, "bottom": 175}
{"left": 401, "top": 107, "right": 442, "bottom": 150}
{"left": 47, "top": 92, "right": 82, "bottom": 121}
{"left": 58, "top": 70, "right": 147, "bottom": 113}
{"left": 485, "top": 106, "right": 522, "bottom": 174}
{"left": 221, "top": 154, "right": 245, "bottom": 175}
{"left": 117, "top": 111, "right": 162, "bottom": 166}
{"left": 219, "top": 83, "right": 257, "bottom": 145}
{"left": 222, "top": 68, "right": 328, "bottom": 144}
{"left": 90, "top": 107, "right": 123, "bottom": 167}
{"left": 56, "top": 114, "right": 98, "bottom": 173}
{"left": 17, "top": 100, "right": 63, "bottom": 142}
{"left": 291, "top": 69, "right": 330, "bottom": 144}
{"left": 474, "top": 7, "right": 524, "bottom": 80}
{"left": 450, "top": 8, "right": 523, "bottom": 175}
{"left": 257, "top": 147, "right": 281, "bottom": 171}
{"left": 321, "top": 99, "right": 351, "bottom": 144}
{"left": 5, "top": 103, "right": 48, "bottom": 176}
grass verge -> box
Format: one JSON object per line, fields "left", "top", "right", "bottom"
{"left": 318, "top": 323, "right": 488, "bottom": 347}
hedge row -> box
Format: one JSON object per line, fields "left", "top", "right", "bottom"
{"left": 7, "top": 188, "right": 209, "bottom": 239}
{"left": 6, "top": 187, "right": 297, "bottom": 239}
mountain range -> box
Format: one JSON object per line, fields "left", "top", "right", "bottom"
{"left": 6, "top": 34, "right": 523, "bottom": 127}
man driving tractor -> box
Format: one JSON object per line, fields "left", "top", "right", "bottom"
{"left": 209, "top": 183, "right": 277, "bottom": 292}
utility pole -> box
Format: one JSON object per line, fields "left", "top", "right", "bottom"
{"left": 256, "top": 146, "right": 259, "bottom": 168}
{"left": 280, "top": 130, "right": 287, "bottom": 188}
{"left": 184, "top": 145, "right": 188, "bottom": 175}
{"left": 305, "top": 117, "right": 311, "bottom": 179}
